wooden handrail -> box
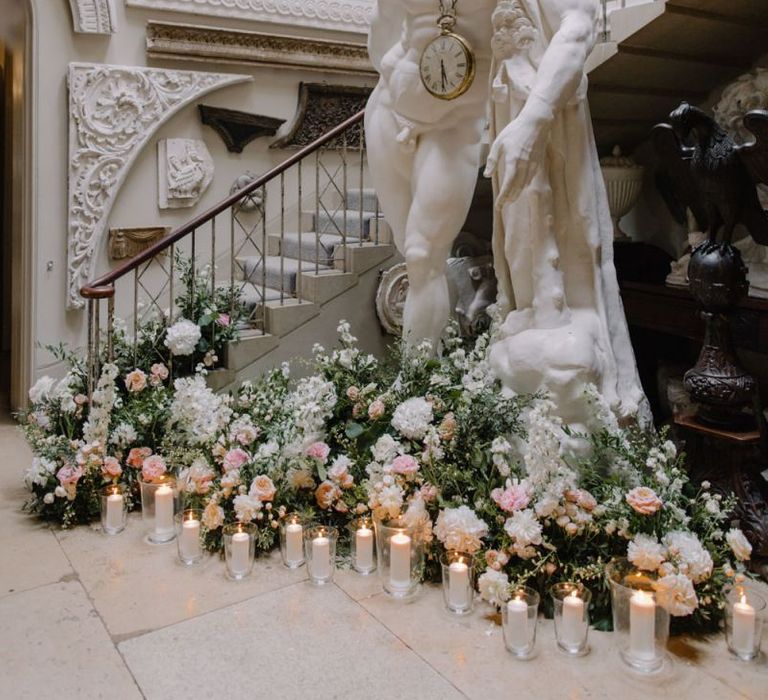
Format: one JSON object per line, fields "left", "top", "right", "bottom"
{"left": 80, "top": 109, "right": 366, "bottom": 300}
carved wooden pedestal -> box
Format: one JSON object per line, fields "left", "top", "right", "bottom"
{"left": 675, "top": 413, "right": 768, "bottom": 575}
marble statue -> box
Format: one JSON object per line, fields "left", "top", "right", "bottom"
{"left": 366, "top": 0, "right": 647, "bottom": 426}
{"left": 365, "top": 0, "right": 497, "bottom": 348}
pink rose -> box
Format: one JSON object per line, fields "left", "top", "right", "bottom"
{"left": 216, "top": 313, "right": 231, "bottom": 327}
{"left": 149, "top": 363, "right": 169, "bottom": 386}
{"left": 305, "top": 442, "right": 330, "bottom": 463}
{"left": 102, "top": 456, "right": 122, "bottom": 479}
{"left": 223, "top": 448, "right": 250, "bottom": 473}
{"left": 125, "top": 369, "right": 147, "bottom": 393}
{"left": 142, "top": 455, "right": 167, "bottom": 482}
{"left": 420, "top": 483, "right": 439, "bottom": 502}
{"left": 74, "top": 394, "right": 88, "bottom": 406}
{"left": 391, "top": 454, "right": 419, "bottom": 475}
{"left": 626, "top": 486, "right": 663, "bottom": 515}
{"left": 57, "top": 463, "right": 84, "bottom": 486}
{"left": 127, "top": 447, "right": 152, "bottom": 469}
{"left": 250, "top": 475, "right": 276, "bottom": 502}
{"left": 491, "top": 484, "right": 531, "bottom": 513}
{"left": 368, "top": 399, "right": 385, "bottom": 421}
{"left": 346, "top": 386, "right": 360, "bottom": 401}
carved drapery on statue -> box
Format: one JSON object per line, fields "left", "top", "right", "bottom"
{"left": 486, "top": 0, "right": 648, "bottom": 427}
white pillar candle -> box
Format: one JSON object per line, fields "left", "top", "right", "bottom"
{"left": 561, "top": 590, "right": 586, "bottom": 647}
{"left": 286, "top": 522, "right": 303, "bottom": 563}
{"left": 154, "top": 484, "right": 174, "bottom": 534}
{"left": 180, "top": 517, "right": 201, "bottom": 560}
{"left": 355, "top": 526, "right": 374, "bottom": 570}
{"left": 312, "top": 535, "right": 331, "bottom": 579}
{"left": 629, "top": 590, "right": 656, "bottom": 660}
{"left": 230, "top": 531, "right": 250, "bottom": 574}
{"left": 448, "top": 561, "right": 471, "bottom": 609}
{"left": 389, "top": 532, "right": 412, "bottom": 589}
{"left": 732, "top": 595, "right": 756, "bottom": 655}
{"left": 106, "top": 492, "right": 123, "bottom": 531}
{"left": 506, "top": 597, "right": 529, "bottom": 649}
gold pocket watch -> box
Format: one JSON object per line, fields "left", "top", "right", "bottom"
{"left": 419, "top": 1, "right": 476, "bottom": 101}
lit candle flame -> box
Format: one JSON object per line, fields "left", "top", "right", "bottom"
{"left": 740, "top": 594, "right": 748, "bottom": 605}
{"left": 569, "top": 589, "right": 579, "bottom": 599}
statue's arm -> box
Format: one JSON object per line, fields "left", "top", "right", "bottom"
{"left": 368, "top": 0, "right": 405, "bottom": 73}
{"left": 486, "top": 0, "right": 598, "bottom": 206}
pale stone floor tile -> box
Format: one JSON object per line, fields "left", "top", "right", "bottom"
{"left": 333, "top": 565, "right": 383, "bottom": 601}
{"left": 119, "top": 580, "right": 466, "bottom": 700}
{"left": 56, "top": 515, "right": 309, "bottom": 639}
{"left": 0, "top": 580, "right": 142, "bottom": 699}
{"left": 0, "top": 424, "right": 74, "bottom": 597}
{"left": 360, "top": 584, "right": 764, "bottom": 700}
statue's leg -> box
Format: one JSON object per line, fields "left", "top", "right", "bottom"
{"left": 402, "top": 123, "right": 482, "bottom": 349}
{"left": 364, "top": 87, "right": 413, "bottom": 253}
{"left": 498, "top": 195, "right": 535, "bottom": 337}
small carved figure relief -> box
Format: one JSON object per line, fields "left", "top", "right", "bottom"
{"left": 158, "top": 138, "right": 214, "bottom": 209}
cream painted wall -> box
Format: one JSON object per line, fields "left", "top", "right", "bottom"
{"left": 29, "top": 0, "right": 376, "bottom": 383}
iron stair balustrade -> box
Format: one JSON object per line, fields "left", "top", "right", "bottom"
{"left": 80, "top": 109, "right": 376, "bottom": 395}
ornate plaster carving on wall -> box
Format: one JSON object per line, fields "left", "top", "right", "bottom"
{"left": 158, "top": 138, "right": 214, "bottom": 209}
{"left": 146, "top": 21, "right": 375, "bottom": 76}
{"left": 272, "top": 83, "right": 371, "bottom": 149}
{"left": 67, "top": 63, "right": 251, "bottom": 309}
{"left": 127, "top": 0, "right": 374, "bottom": 33}
{"left": 69, "top": 0, "right": 117, "bottom": 34}
{"left": 109, "top": 226, "right": 170, "bottom": 260}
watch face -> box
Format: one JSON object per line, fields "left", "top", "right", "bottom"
{"left": 420, "top": 33, "right": 475, "bottom": 100}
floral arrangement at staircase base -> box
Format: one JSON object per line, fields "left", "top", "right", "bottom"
{"left": 19, "top": 321, "right": 753, "bottom": 633}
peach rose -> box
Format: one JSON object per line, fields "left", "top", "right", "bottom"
{"left": 566, "top": 488, "right": 597, "bottom": 512}
{"left": 149, "top": 363, "right": 169, "bottom": 386}
{"left": 142, "top": 454, "right": 167, "bottom": 482}
{"left": 127, "top": 447, "right": 152, "bottom": 469}
{"left": 202, "top": 502, "right": 224, "bottom": 530}
{"left": 438, "top": 412, "right": 457, "bottom": 441}
{"left": 368, "top": 399, "right": 385, "bottom": 421}
{"left": 102, "top": 456, "right": 122, "bottom": 479}
{"left": 626, "top": 486, "right": 663, "bottom": 515}
{"left": 250, "top": 475, "right": 276, "bottom": 502}
{"left": 57, "top": 463, "right": 83, "bottom": 486}
{"left": 315, "top": 480, "right": 341, "bottom": 509}
{"left": 124, "top": 368, "right": 147, "bottom": 393}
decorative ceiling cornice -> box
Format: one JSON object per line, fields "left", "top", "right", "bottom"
{"left": 68, "top": 0, "right": 117, "bottom": 34}
{"left": 67, "top": 63, "right": 251, "bottom": 309}
{"left": 146, "top": 21, "right": 375, "bottom": 77}
{"left": 126, "top": 0, "right": 374, "bottom": 34}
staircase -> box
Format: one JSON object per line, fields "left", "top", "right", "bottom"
{"left": 588, "top": 0, "right": 768, "bottom": 153}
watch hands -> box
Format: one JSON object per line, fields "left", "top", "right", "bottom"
{"left": 440, "top": 59, "right": 447, "bottom": 91}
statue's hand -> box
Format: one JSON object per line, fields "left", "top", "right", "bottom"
{"left": 484, "top": 117, "right": 548, "bottom": 209}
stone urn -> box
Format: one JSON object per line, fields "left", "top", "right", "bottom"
{"left": 684, "top": 242, "right": 756, "bottom": 427}
{"left": 600, "top": 146, "right": 644, "bottom": 240}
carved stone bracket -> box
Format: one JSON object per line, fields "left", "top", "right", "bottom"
{"left": 199, "top": 105, "right": 285, "bottom": 153}
{"left": 67, "top": 63, "right": 251, "bottom": 309}
{"left": 109, "top": 227, "right": 170, "bottom": 260}
{"left": 146, "top": 21, "right": 375, "bottom": 76}
{"left": 272, "top": 83, "right": 371, "bottom": 149}
{"left": 68, "top": 0, "right": 116, "bottom": 34}
{"left": 127, "top": 0, "right": 374, "bottom": 34}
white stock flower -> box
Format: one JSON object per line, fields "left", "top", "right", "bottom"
{"left": 391, "top": 397, "right": 434, "bottom": 440}
{"left": 109, "top": 421, "right": 138, "bottom": 448}
{"left": 288, "top": 376, "right": 337, "bottom": 437}
{"left": 168, "top": 376, "right": 232, "bottom": 445}
{"left": 434, "top": 505, "right": 488, "bottom": 554}
{"left": 627, "top": 533, "right": 666, "bottom": 571}
{"left": 478, "top": 568, "right": 510, "bottom": 607}
{"left": 654, "top": 573, "right": 698, "bottom": 616}
{"left": 164, "top": 319, "right": 201, "bottom": 356}
{"left": 726, "top": 528, "right": 752, "bottom": 562}
{"left": 663, "top": 531, "right": 713, "bottom": 583}
{"left": 25, "top": 457, "right": 56, "bottom": 488}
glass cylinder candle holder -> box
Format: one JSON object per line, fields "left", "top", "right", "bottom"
{"left": 279, "top": 513, "right": 305, "bottom": 569}
{"left": 139, "top": 475, "right": 181, "bottom": 544}
{"left": 440, "top": 551, "right": 475, "bottom": 615}
{"left": 725, "top": 586, "right": 766, "bottom": 661}
{"left": 175, "top": 509, "right": 203, "bottom": 566}
{"left": 223, "top": 522, "right": 256, "bottom": 580}
{"left": 349, "top": 517, "right": 376, "bottom": 575}
{"left": 100, "top": 484, "right": 127, "bottom": 535}
{"left": 375, "top": 518, "right": 424, "bottom": 601}
{"left": 551, "top": 582, "right": 591, "bottom": 656}
{"left": 502, "top": 586, "right": 540, "bottom": 659}
{"left": 606, "top": 559, "right": 670, "bottom": 673}
{"left": 304, "top": 524, "right": 338, "bottom": 585}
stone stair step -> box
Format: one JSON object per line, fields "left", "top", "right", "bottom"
{"left": 270, "top": 232, "right": 360, "bottom": 266}
{"left": 313, "top": 209, "right": 382, "bottom": 238}
{"left": 237, "top": 255, "right": 332, "bottom": 294}
{"left": 346, "top": 188, "right": 379, "bottom": 212}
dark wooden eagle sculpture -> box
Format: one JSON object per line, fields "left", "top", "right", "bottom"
{"left": 652, "top": 102, "right": 768, "bottom": 247}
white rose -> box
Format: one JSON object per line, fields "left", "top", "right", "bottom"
{"left": 43, "top": 492, "right": 55, "bottom": 504}
{"left": 654, "top": 573, "right": 698, "bottom": 616}
{"left": 725, "top": 528, "right": 752, "bottom": 562}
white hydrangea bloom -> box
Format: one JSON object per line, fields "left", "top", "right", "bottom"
{"left": 434, "top": 505, "right": 488, "bottom": 554}
{"left": 371, "top": 434, "right": 402, "bottom": 463}
{"left": 663, "top": 531, "right": 713, "bottom": 583}
{"left": 164, "top": 318, "right": 202, "bottom": 356}
{"left": 391, "top": 397, "right": 433, "bottom": 440}
{"left": 627, "top": 533, "right": 666, "bottom": 571}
